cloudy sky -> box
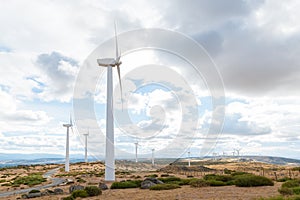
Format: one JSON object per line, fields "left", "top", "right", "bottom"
{"left": 0, "top": 0, "right": 300, "bottom": 160}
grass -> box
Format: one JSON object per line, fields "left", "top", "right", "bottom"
{"left": 234, "top": 174, "right": 274, "bottom": 187}
{"left": 11, "top": 174, "right": 46, "bottom": 187}
{"left": 149, "top": 184, "right": 181, "bottom": 190}
{"left": 111, "top": 180, "right": 142, "bottom": 189}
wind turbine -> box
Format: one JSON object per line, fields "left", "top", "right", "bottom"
{"left": 97, "top": 22, "right": 123, "bottom": 181}
{"left": 63, "top": 115, "right": 73, "bottom": 172}
{"left": 83, "top": 129, "right": 89, "bottom": 163}
{"left": 235, "top": 148, "right": 241, "bottom": 157}
{"left": 151, "top": 149, "right": 155, "bottom": 167}
{"left": 134, "top": 142, "right": 139, "bottom": 163}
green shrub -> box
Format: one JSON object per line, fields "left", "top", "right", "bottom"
{"left": 62, "top": 196, "right": 75, "bottom": 200}
{"left": 204, "top": 174, "right": 233, "bottom": 182}
{"left": 0, "top": 179, "right": 6, "bottom": 183}
{"left": 207, "top": 180, "right": 226, "bottom": 186}
{"left": 278, "top": 177, "right": 292, "bottom": 182}
{"left": 293, "top": 187, "right": 300, "bottom": 195}
{"left": 12, "top": 175, "right": 46, "bottom": 187}
{"left": 257, "top": 196, "right": 285, "bottom": 200}
{"left": 282, "top": 180, "right": 300, "bottom": 188}
{"left": 234, "top": 174, "right": 274, "bottom": 187}
{"left": 71, "top": 189, "right": 89, "bottom": 198}
{"left": 160, "top": 174, "right": 170, "bottom": 177}
{"left": 110, "top": 180, "right": 142, "bottom": 189}
{"left": 231, "top": 172, "right": 250, "bottom": 176}
{"left": 189, "top": 179, "right": 209, "bottom": 187}
{"left": 149, "top": 184, "right": 180, "bottom": 190}
{"left": 146, "top": 174, "right": 158, "bottom": 178}
{"left": 28, "top": 189, "right": 40, "bottom": 194}
{"left": 158, "top": 176, "right": 181, "bottom": 183}
{"left": 278, "top": 187, "right": 293, "bottom": 195}
{"left": 84, "top": 186, "right": 102, "bottom": 196}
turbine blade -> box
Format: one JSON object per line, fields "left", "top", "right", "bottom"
{"left": 70, "top": 113, "right": 72, "bottom": 125}
{"left": 117, "top": 64, "right": 123, "bottom": 110}
{"left": 114, "top": 21, "right": 119, "bottom": 60}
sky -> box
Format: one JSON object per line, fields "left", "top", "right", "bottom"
{"left": 0, "top": 0, "right": 300, "bottom": 160}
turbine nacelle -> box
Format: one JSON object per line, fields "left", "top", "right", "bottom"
{"left": 97, "top": 58, "right": 122, "bottom": 67}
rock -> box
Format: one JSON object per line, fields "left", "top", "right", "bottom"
{"left": 27, "top": 192, "right": 42, "bottom": 198}
{"left": 69, "top": 185, "right": 84, "bottom": 193}
{"left": 98, "top": 182, "right": 108, "bottom": 190}
{"left": 54, "top": 188, "right": 64, "bottom": 194}
{"left": 141, "top": 180, "right": 156, "bottom": 189}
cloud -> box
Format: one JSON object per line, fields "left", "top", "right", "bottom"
{"left": 35, "top": 51, "right": 79, "bottom": 102}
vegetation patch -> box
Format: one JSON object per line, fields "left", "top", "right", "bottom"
{"left": 71, "top": 190, "right": 89, "bottom": 198}
{"left": 84, "top": 186, "right": 102, "bottom": 196}
{"left": 234, "top": 174, "right": 274, "bottom": 187}
{"left": 110, "top": 180, "right": 142, "bottom": 189}
{"left": 149, "top": 183, "right": 180, "bottom": 190}
{"left": 189, "top": 179, "right": 209, "bottom": 187}
{"left": 11, "top": 174, "right": 46, "bottom": 187}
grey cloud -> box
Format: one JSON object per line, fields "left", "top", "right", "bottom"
{"left": 36, "top": 51, "right": 79, "bottom": 101}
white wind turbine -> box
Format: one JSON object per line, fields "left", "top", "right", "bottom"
{"left": 83, "top": 129, "right": 89, "bottom": 163}
{"left": 151, "top": 148, "right": 155, "bottom": 167}
{"left": 134, "top": 142, "right": 139, "bottom": 163}
{"left": 97, "top": 22, "right": 123, "bottom": 181}
{"left": 63, "top": 115, "right": 73, "bottom": 172}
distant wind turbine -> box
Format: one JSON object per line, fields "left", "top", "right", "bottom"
{"left": 63, "top": 115, "right": 73, "bottom": 172}
{"left": 134, "top": 142, "right": 139, "bottom": 163}
{"left": 151, "top": 149, "right": 155, "bottom": 167}
{"left": 83, "top": 129, "right": 89, "bottom": 163}
{"left": 97, "top": 22, "right": 123, "bottom": 181}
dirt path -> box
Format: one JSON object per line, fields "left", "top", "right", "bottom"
{"left": 0, "top": 168, "right": 64, "bottom": 197}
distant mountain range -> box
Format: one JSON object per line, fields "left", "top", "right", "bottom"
{"left": 0, "top": 153, "right": 299, "bottom": 168}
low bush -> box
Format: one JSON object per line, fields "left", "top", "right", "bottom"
{"left": 207, "top": 180, "right": 227, "bottom": 186}
{"left": 84, "top": 186, "right": 102, "bottom": 196}
{"left": 62, "top": 196, "right": 75, "bottom": 200}
{"left": 204, "top": 174, "right": 233, "bottom": 183}
{"left": 160, "top": 174, "right": 170, "bottom": 177}
{"left": 12, "top": 174, "right": 46, "bottom": 187}
{"left": 278, "top": 187, "right": 294, "bottom": 195}
{"left": 158, "top": 176, "right": 181, "bottom": 183}
{"left": 28, "top": 189, "right": 40, "bottom": 194}
{"left": 234, "top": 174, "right": 274, "bottom": 187}
{"left": 189, "top": 179, "right": 209, "bottom": 187}
{"left": 278, "top": 177, "right": 292, "bottom": 182}
{"left": 282, "top": 180, "right": 300, "bottom": 188}
{"left": 146, "top": 174, "right": 158, "bottom": 178}
{"left": 71, "top": 190, "right": 89, "bottom": 198}
{"left": 149, "top": 184, "right": 180, "bottom": 190}
{"left": 293, "top": 187, "right": 300, "bottom": 195}
{"left": 110, "top": 180, "right": 142, "bottom": 189}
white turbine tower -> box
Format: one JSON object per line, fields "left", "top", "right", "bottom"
{"left": 63, "top": 115, "right": 72, "bottom": 172}
{"left": 134, "top": 142, "right": 139, "bottom": 163}
{"left": 83, "top": 129, "right": 89, "bottom": 163}
{"left": 151, "top": 149, "right": 155, "bottom": 167}
{"left": 97, "top": 22, "right": 123, "bottom": 181}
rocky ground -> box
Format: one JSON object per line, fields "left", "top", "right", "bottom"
{"left": 0, "top": 158, "right": 297, "bottom": 200}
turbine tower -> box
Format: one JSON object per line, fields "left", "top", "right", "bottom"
{"left": 63, "top": 115, "right": 72, "bottom": 172}
{"left": 134, "top": 142, "right": 139, "bottom": 163}
{"left": 151, "top": 149, "right": 155, "bottom": 167}
{"left": 97, "top": 22, "right": 123, "bottom": 181}
{"left": 83, "top": 129, "right": 89, "bottom": 163}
